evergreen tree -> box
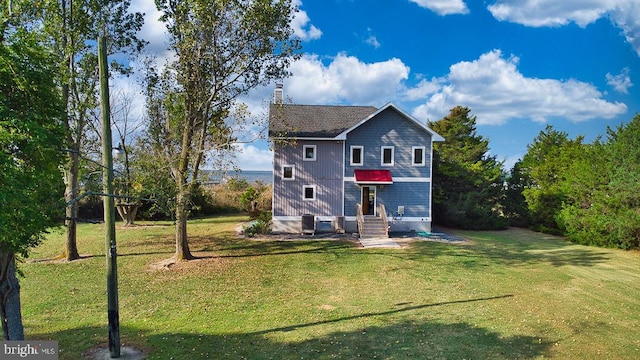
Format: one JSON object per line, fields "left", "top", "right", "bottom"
{"left": 559, "top": 115, "right": 640, "bottom": 249}
{"left": 429, "top": 106, "right": 506, "bottom": 229}
{"left": 521, "top": 125, "right": 584, "bottom": 234}
{"left": 504, "top": 159, "right": 530, "bottom": 227}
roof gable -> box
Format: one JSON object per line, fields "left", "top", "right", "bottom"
{"left": 337, "top": 103, "right": 445, "bottom": 141}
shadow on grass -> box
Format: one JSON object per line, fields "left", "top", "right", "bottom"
{"left": 39, "top": 227, "right": 610, "bottom": 270}
{"left": 218, "top": 227, "right": 612, "bottom": 269}
{"left": 405, "top": 228, "right": 612, "bottom": 268}
{"left": 214, "top": 240, "right": 354, "bottom": 259}
{"left": 185, "top": 230, "right": 610, "bottom": 269}
{"left": 249, "top": 294, "right": 515, "bottom": 335}
{"left": 32, "top": 307, "right": 552, "bottom": 360}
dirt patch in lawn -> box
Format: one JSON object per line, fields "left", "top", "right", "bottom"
{"left": 148, "top": 252, "right": 233, "bottom": 274}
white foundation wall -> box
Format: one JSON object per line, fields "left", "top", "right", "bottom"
{"left": 273, "top": 216, "right": 432, "bottom": 235}
{"left": 272, "top": 216, "right": 348, "bottom": 234}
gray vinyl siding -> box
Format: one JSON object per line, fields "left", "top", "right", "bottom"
{"left": 343, "top": 107, "right": 434, "bottom": 218}
{"left": 344, "top": 181, "right": 431, "bottom": 218}
{"left": 273, "top": 140, "right": 343, "bottom": 216}
{"left": 345, "top": 108, "right": 432, "bottom": 178}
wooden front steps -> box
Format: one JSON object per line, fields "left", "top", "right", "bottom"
{"left": 359, "top": 216, "right": 388, "bottom": 239}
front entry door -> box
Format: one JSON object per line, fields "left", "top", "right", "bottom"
{"left": 361, "top": 186, "right": 376, "bottom": 215}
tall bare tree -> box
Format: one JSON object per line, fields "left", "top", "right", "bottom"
{"left": 145, "top": 0, "right": 301, "bottom": 260}
{"left": 99, "top": 89, "right": 145, "bottom": 226}
{"left": 39, "top": 0, "right": 144, "bottom": 260}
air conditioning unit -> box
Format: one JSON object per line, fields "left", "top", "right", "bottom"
{"left": 335, "top": 216, "right": 345, "bottom": 234}
{"left": 301, "top": 214, "right": 315, "bottom": 235}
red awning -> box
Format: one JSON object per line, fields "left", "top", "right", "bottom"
{"left": 354, "top": 169, "right": 393, "bottom": 184}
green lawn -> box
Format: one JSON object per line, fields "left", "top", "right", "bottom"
{"left": 21, "top": 216, "right": 640, "bottom": 359}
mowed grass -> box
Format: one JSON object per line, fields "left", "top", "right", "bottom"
{"left": 21, "top": 216, "right": 640, "bottom": 359}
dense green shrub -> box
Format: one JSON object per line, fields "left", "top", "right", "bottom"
{"left": 441, "top": 192, "right": 508, "bottom": 230}
{"left": 553, "top": 114, "right": 640, "bottom": 249}
{"left": 243, "top": 211, "right": 272, "bottom": 237}
{"left": 560, "top": 204, "right": 640, "bottom": 249}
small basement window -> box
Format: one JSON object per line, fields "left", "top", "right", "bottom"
{"left": 303, "top": 185, "right": 316, "bottom": 200}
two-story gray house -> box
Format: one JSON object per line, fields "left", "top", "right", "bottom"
{"left": 269, "top": 86, "right": 444, "bottom": 237}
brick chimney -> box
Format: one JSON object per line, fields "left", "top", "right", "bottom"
{"left": 273, "top": 83, "right": 283, "bottom": 104}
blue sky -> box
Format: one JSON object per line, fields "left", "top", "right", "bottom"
{"left": 126, "top": 0, "right": 640, "bottom": 171}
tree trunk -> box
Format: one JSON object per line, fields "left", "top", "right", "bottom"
{"left": 64, "top": 152, "right": 81, "bottom": 261}
{"left": 116, "top": 203, "right": 139, "bottom": 226}
{"left": 174, "top": 190, "right": 194, "bottom": 261}
{"left": 0, "top": 252, "right": 25, "bottom": 340}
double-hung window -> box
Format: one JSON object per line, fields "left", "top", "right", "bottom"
{"left": 282, "top": 165, "right": 295, "bottom": 180}
{"left": 303, "top": 185, "right": 316, "bottom": 201}
{"left": 412, "top": 146, "right": 426, "bottom": 166}
{"left": 381, "top": 146, "right": 394, "bottom": 166}
{"left": 303, "top": 145, "right": 316, "bottom": 161}
{"left": 350, "top": 146, "right": 364, "bottom": 166}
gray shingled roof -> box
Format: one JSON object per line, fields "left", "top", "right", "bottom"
{"left": 269, "top": 104, "right": 378, "bottom": 138}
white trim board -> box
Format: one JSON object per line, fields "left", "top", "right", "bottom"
{"left": 344, "top": 177, "right": 431, "bottom": 183}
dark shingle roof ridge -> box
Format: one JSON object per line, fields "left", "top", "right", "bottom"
{"left": 280, "top": 103, "right": 377, "bottom": 109}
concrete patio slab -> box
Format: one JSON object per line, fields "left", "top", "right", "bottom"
{"left": 359, "top": 237, "right": 401, "bottom": 248}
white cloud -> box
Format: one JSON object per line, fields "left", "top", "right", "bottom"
{"left": 403, "top": 77, "right": 442, "bottom": 101}
{"left": 606, "top": 67, "right": 633, "bottom": 93}
{"left": 609, "top": 1, "right": 640, "bottom": 56}
{"left": 487, "top": 0, "right": 640, "bottom": 56}
{"left": 110, "top": 75, "right": 145, "bottom": 120}
{"left": 130, "top": 0, "right": 169, "bottom": 57}
{"left": 487, "top": 0, "right": 609, "bottom": 27}
{"left": 291, "top": 0, "right": 322, "bottom": 40}
{"left": 410, "top": 50, "right": 628, "bottom": 125}
{"left": 409, "top": 0, "right": 469, "bottom": 15}
{"left": 365, "top": 33, "right": 381, "bottom": 49}
{"left": 233, "top": 143, "right": 273, "bottom": 171}
{"left": 283, "top": 53, "right": 410, "bottom": 105}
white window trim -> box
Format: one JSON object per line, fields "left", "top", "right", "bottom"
{"left": 303, "top": 145, "right": 317, "bottom": 161}
{"left": 282, "top": 165, "right": 295, "bottom": 180}
{"left": 350, "top": 145, "right": 364, "bottom": 166}
{"left": 412, "top": 146, "right": 426, "bottom": 167}
{"left": 303, "top": 185, "right": 316, "bottom": 201}
{"left": 381, "top": 146, "right": 394, "bottom": 166}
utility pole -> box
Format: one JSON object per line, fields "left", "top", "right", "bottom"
{"left": 99, "top": 35, "right": 120, "bottom": 358}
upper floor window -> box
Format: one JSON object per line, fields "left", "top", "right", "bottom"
{"left": 381, "top": 146, "right": 394, "bottom": 166}
{"left": 412, "top": 146, "right": 426, "bottom": 166}
{"left": 303, "top": 145, "right": 316, "bottom": 161}
{"left": 282, "top": 165, "right": 295, "bottom": 180}
{"left": 350, "top": 146, "right": 364, "bottom": 166}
